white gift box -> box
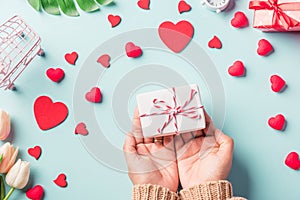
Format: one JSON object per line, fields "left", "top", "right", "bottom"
{"left": 136, "top": 84, "right": 206, "bottom": 138}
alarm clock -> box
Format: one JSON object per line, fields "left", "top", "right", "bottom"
{"left": 201, "top": 0, "right": 230, "bottom": 13}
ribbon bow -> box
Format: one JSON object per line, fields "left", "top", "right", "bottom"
{"left": 140, "top": 87, "right": 203, "bottom": 135}
{"left": 249, "top": 0, "right": 300, "bottom": 30}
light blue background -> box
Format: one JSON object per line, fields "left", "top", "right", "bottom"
{"left": 0, "top": 0, "right": 300, "bottom": 199}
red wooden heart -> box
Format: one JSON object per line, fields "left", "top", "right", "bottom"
{"left": 46, "top": 68, "right": 65, "bottom": 83}
{"left": 257, "top": 39, "right": 273, "bottom": 56}
{"left": 64, "top": 52, "right": 78, "bottom": 65}
{"left": 270, "top": 75, "right": 286, "bottom": 93}
{"left": 75, "top": 122, "right": 88, "bottom": 136}
{"left": 178, "top": 0, "right": 191, "bottom": 14}
{"left": 268, "top": 114, "right": 285, "bottom": 131}
{"left": 54, "top": 173, "right": 67, "bottom": 188}
{"left": 108, "top": 14, "right": 121, "bottom": 28}
{"left": 34, "top": 96, "right": 69, "bottom": 131}
{"left": 208, "top": 36, "right": 222, "bottom": 49}
{"left": 26, "top": 185, "right": 44, "bottom": 200}
{"left": 137, "top": 0, "right": 150, "bottom": 10}
{"left": 97, "top": 54, "right": 111, "bottom": 68}
{"left": 125, "top": 42, "right": 143, "bottom": 58}
{"left": 85, "top": 87, "right": 102, "bottom": 103}
{"left": 231, "top": 11, "right": 248, "bottom": 28}
{"left": 228, "top": 61, "right": 245, "bottom": 77}
{"left": 28, "top": 146, "right": 42, "bottom": 160}
{"left": 285, "top": 152, "right": 300, "bottom": 170}
{"left": 158, "top": 20, "right": 194, "bottom": 53}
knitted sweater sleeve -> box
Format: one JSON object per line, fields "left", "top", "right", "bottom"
{"left": 132, "top": 184, "right": 179, "bottom": 200}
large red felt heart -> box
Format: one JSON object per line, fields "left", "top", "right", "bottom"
{"left": 228, "top": 61, "right": 245, "bottom": 77}
{"left": 285, "top": 152, "right": 300, "bottom": 170}
{"left": 28, "top": 146, "right": 42, "bottom": 160}
{"left": 85, "top": 87, "right": 102, "bottom": 103}
{"left": 125, "top": 42, "right": 143, "bottom": 58}
{"left": 231, "top": 11, "right": 248, "bottom": 28}
{"left": 54, "top": 173, "right": 67, "bottom": 188}
{"left": 46, "top": 68, "right": 65, "bottom": 83}
{"left": 270, "top": 75, "right": 286, "bottom": 93}
{"left": 75, "top": 122, "right": 88, "bottom": 136}
{"left": 97, "top": 54, "right": 111, "bottom": 68}
{"left": 178, "top": 0, "right": 191, "bottom": 14}
{"left": 34, "top": 96, "right": 69, "bottom": 131}
{"left": 158, "top": 20, "right": 194, "bottom": 53}
{"left": 208, "top": 36, "right": 222, "bottom": 49}
{"left": 26, "top": 185, "right": 44, "bottom": 200}
{"left": 64, "top": 52, "right": 78, "bottom": 65}
{"left": 257, "top": 39, "right": 273, "bottom": 56}
{"left": 268, "top": 114, "right": 285, "bottom": 131}
{"left": 108, "top": 14, "right": 121, "bottom": 28}
{"left": 137, "top": 0, "right": 150, "bottom": 10}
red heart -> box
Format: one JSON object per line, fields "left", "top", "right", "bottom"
{"left": 28, "top": 146, "right": 42, "bottom": 160}
{"left": 208, "top": 36, "right": 222, "bottom": 49}
{"left": 285, "top": 152, "right": 300, "bottom": 170}
{"left": 257, "top": 39, "right": 273, "bottom": 56}
{"left": 158, "top": 20, "right": 194, "bottom": 53}
{"left": 64, "top": 52, "right": 78, "bottom": 65}
{"left": 54, "top": 173, "right": 67, "bottom": 188}
{"left": 178, "top": 0, "right": 191, "bottom": 14}
{"left": 270, "top": 75, "right": 286, "bottom": 92}
{"left": 34, "top": 96, "right": 69, "bottom": 131}
{"left": 85, "top": 87, "right": 102, "bottom": 103}
{"left": 268, "top": 114, "right": 285, "bottom": 131}
{"left": 231, "top": 11, "right": 248, "bottom": 28}
{"left": 228, "top": 61, "right": 245, "bottom": 77}
{"left": 125, "top": 42, "right": 143, "bottom": 58}
{"left": 46, "top": 68, "right": 65, "bottom": 83}
{"left": 26, "top": 185, "right": 44, "bottom": 200}
{"left": 108, "top": 14, "right": 121, "bottom": 28}
{"left": 75, "top": 122, "right": 88, "bottom": 136}
{"left": 137, "top": 0, "right": 150, "bottom": 10}
{"left": 97, "top": 54, "right": 111, "bottom": 68}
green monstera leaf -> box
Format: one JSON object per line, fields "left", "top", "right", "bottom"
{"left": 27, "top": 0, "right": 114, "bottom": 17}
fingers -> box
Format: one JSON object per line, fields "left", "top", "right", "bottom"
{"left": 123, "top": 132, "right": 137, "bottom": 154}
{"left": 132, "top": 107, "right": 144, "bottom": 144}
{"left": 144, "top": 137, "right": 154, "bottom": 144}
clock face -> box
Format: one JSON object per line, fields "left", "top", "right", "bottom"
{"left": 207, "top": 0, "right": 227, "bottom": 8}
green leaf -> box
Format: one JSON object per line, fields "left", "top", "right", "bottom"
{"left": 0, "top": 176, "right": 5, "bottom": 200}
{"left": 57, "top": 0, "right": 80, "bottom": 16}
{"left": 41, "top": 0, "right": 60, "bottom": 15}
{"left": 27, "top": 0, "right": 41, "bottom": 11}
{"left": 76, "top": 0, "right": 99, "bottom": 12}
{"left": 95, "top": 0, "right": 114, "bottom": 6}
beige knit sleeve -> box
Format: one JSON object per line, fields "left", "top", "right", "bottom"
{"left": 132, "top": 184, "right": 179, "bottom": 200}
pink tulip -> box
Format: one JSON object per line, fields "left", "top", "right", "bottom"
{"left": 0, "top": 142, "right": 18, "bottom": 173}
{"left": 0, "top": 109, "right": 10, "bottom": 140}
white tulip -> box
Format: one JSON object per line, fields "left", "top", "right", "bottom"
{"left": 6, "top": 159, "right": 30, "bottom": 189}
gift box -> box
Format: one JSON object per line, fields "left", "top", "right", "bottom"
{"left": 249, "top": 0, "right": 300, "bottom": 31}
{"left": 136, "top": 84, "right": 206, "bottom": 138}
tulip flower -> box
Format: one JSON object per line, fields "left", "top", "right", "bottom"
{"left": 0, "top": 109, "right": 10, "bottom": 140}
{"left": 0, "top": 142, "right": 18, "bottom": 173}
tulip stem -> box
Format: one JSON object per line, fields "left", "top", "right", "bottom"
{"left": 3, "top": 188, "right": 14, "bottom": 200}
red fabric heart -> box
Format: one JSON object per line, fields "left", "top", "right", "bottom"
{"left": 54, "top": 173, "right": 67, "bottom": 188}
{"left": 28, "top": 146, "right": 42, "bottom": 160}
{"left": 137, "top": 0, "right": 150, "bottom": 10}
{"left": 268, "top": 114, "right": 285, "bottom": 131}
{"left": 97, "top": 54, "right": 111, "bottom": 68}
{"left": 208, "top": 36, "right": 222, "bottom": 49}
{"left": 108, "top": 14, "right": 121, "bottom": 28}
{"left": 85, "top": 87, "right": 102, "bottom": 103}
{"left": 270, "top": 75, "right": 286, "bottom": 92}
{"left": 158, "top": 20, "right": 194, "bottom": 53}
{"left": 231, "top": 11, "right": 248, "bottom": 28}
{"left": 125, "top": 42, "right": 143, "bottom": 58}
{"left": 285, "top": 152, "right": 300, "bottom": 170}
{"left": 46, "top": 68, "right": 65, "bottom": 83}
{"left": 34, "top": 96, "right": 69, "bottom": 131}
{"left": 75, "top": 122, "right": 88, "bottom": 136}
{"left": 64, "top": 52, "right": 78, "bottom": 65}
{"left": 26, "top": 185, "right": 44, "bottom": 200}
{"left": 257, "top": 39, "right": 273, "bottom": 56}
{"left": 178, "top": 0, "right": 191, "bottom": 14}
{"left": 228, "top": 61, "right": 245, "bottom": 77}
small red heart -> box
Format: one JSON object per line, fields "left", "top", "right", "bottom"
{"left": 26, "top": 185, "right": 44, "bottom": 200}
{"left": 54, "top": 173, "right": 67, "bottom": 188}
{"left": 178, "top": 0, "right": 191, "bottom": 14}
{"left": 97, "top": 54, "right": 111, "bottom": 68}
{"left": 125, "top": 42, "right": 143, "bottom": 58}
{"left": 85, "top": 87, "right": 102, "bottom": 103}
{"left": 285, "top": 152, "right": 300, "bottom": 170}
{"left": 231, "top": 11, "right": 248, "bottom": 28}
{"left": 268, "top": 114, "right": 285, "bottom": 131}
{"left": 34, "top": 96, "right": 69, "bottom": 131}
{"left": 28, "top": 146, "right": 42, "bottom": 160}
{"left": 75, "top": 122, "right": 88, "bottom": 136}
{"left": 137, "top": 0, "right": 150, "bottom": 10}
{"left": 108, "top": 14, "right": 121, "bottom": 28}
{"left": 270, "top": 75, "right": 286, "bottom": 93}
{"left": 257, "top": 39, "right": 273, "bottom": 56}
{"left": 228, "top": 61, "right": 245, "bottom": 77}
{"left": 208, "top": 36, "right": 222, "bottom": 49}
{"left": 46, "top": 68, "right": 65, "bottom": 83}
{"left": 64, "top": 52, "right": 78, "bottom": 65}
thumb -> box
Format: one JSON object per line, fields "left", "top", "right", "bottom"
{"left": 215, "top": 129, "right": 234, "bottom": 157}
{"left": 123, "top": 132, "right": 137, "bottom": 154}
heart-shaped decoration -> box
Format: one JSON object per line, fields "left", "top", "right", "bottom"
{"left": 75, "top": 122, "right": 88, "bottom": 136}
{"left": 137, "top": 0, "right": 150, "bottom": 10}
{"left": 268, "top": 114, "right": 285, "bottom": 131}
{"left": 97, "top": 54, "right": 111, "bottom": 68}
{"left": 208, "top": 36, "right": 222, "bottom": 49}
{"left": 285, "top": 152, "right": 300, "bottom": 170}
{"left": 26, "top": 185, "right": 44, "bottom": 200}
{"left": 270, "top": 75, "right": 286, "bottom": 93}
{"left": 125, "top": 42, "right": 143, "bottom": 58}
{"left": 228, "top": 61, "right": 245, "bottom": 77}
{"left": 54, "top": 173, "right": 67, "bottom": 188}
{"left": 257, "top": 39, "right": 273, "bottom": 56}
{"left": 28, "top": 146, "right": 42, "bottom": 160}
{"left": 178, "top": 0, "right": 191, "bottom": 14}
{"left": 64, "top": 52, "right": 78, "bottom": 65}
{"left": 158, "top": 20, "right": 194, "bottom": 53}
{"left": 108, "top": 14, "right": 121, "bottom": 28}
{"left": 231, "top": 11, "right": 248, "bottom": 28}
{"left": 46, "top": 68, "right": 65, "bottom": 83}
{"left": 85, "top": 87, "right": 102, "bottom": 103}
{"left": 34, "top": 96, "right": 69, "bottom": 131}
